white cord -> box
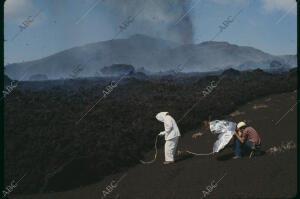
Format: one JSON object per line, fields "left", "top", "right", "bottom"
{"left": 139, "top": 135, "right": 159, "bottom": 164}
{"left": 140, "top": 136, "right": 214, "bottom": 165}
{"left": 185, "top": 151, "right": 214, "bottom": 156}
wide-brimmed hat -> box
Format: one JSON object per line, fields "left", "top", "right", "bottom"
{"left": 237, "top": 121, "right": 247, "bottom": 129}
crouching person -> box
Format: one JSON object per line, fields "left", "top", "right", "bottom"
{"left": 233, "top": 122, "right": 261, "bottom": 159}
{"left": 156, "top": 112, "right": 181, "bottom": 165}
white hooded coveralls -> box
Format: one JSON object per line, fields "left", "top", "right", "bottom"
{"left": 156, "top": 112, "right": 181, "bottom": 162}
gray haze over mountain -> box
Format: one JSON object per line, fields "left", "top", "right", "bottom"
{"left": 102, "top": 0, "right": 195, "bottom": 43}
{"left": 48, "top": 0, "right": 194, "bottom": 44}
{"left": 5, "top": 34, "right": 297, "bottom": 80}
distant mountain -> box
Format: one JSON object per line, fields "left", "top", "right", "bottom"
{"left": 29, "top": 74, "right": 49, "bottom": 81}
{"left": 100, "top": 64, "right": 135, "bottom": 76}
{"left": 5, "top": 34, "right": 297, "bottom": 80}
{"left": 4, "top": 74, "right": 12, "bottom": 86}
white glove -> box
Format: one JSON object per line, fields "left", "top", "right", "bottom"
{"left": 159, "top": 132, "right": 165, "bottom": 136}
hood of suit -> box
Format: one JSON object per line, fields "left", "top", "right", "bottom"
{"left": 156, "top": 112, "right": 169, "bottom": 122}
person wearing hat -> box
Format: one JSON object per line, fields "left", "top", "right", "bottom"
{"left": 233, "top": 121, "right": 261, "bottom": 159}
{"left": 156, "top": 112, "right": 181, "bottom": 165}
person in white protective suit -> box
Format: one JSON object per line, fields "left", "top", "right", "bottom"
{"left": 156, "top": 112, "right": 181, "bottom": 165}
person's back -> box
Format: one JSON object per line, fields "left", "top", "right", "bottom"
{"left": 242, "top": 126, "right": 261, "bottom": 145}
{"left": 164, "top": 115, "right": 181, "bottom": 140}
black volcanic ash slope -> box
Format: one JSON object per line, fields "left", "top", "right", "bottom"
{"left": 5, "top": 69, "right": 297, "bottom": 195}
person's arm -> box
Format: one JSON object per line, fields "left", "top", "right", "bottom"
{"left": 158, "top": 131, "right": 165, "bottom": 136}
{"left": 162, "top": 117, "right": 173, "bottom": 135}
{"left": 158, "top": 117, "right": 173, "bottom": 136}
{"left": 234, "top": 129, "right": 245, "bottom": 143}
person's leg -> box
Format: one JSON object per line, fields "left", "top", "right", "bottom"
{"left": 245, "top": 141, "right": 261, "bottom": 157}
{"left": 165, "top": 140, "right": 170, "bottom": 162}
{"left": 244, "top": 141, "right": 253, "bottom": 156}
{"left": 234, "top": 136, "right": 242, "bottom": 157}
{"left": 255, "top": 144, "right": 261, "bottom": 156}
{"left": 170, "top": 137, "right": 179, "bottom": 161}
{"left": 165, "top": 138, "right": 178, "bottom": 162}
{"left": 165, "top": 140, "right": 173, "bottom": 162}
{"left": 244, "top": 141, "right": 253, "bottom": 148}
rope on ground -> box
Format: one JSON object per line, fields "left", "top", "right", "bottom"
{"left": 139, "top": 135, "right": 159, "bottom": 164}
{"left": 185, "top": 151, "right": 214, "bottom": 156}
{"left": 140, "top": 135, "right": 214, "bottom": 165}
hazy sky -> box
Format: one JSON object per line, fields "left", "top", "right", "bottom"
{"left": 4, "top": 0, "right": 297, "bottom": 64}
